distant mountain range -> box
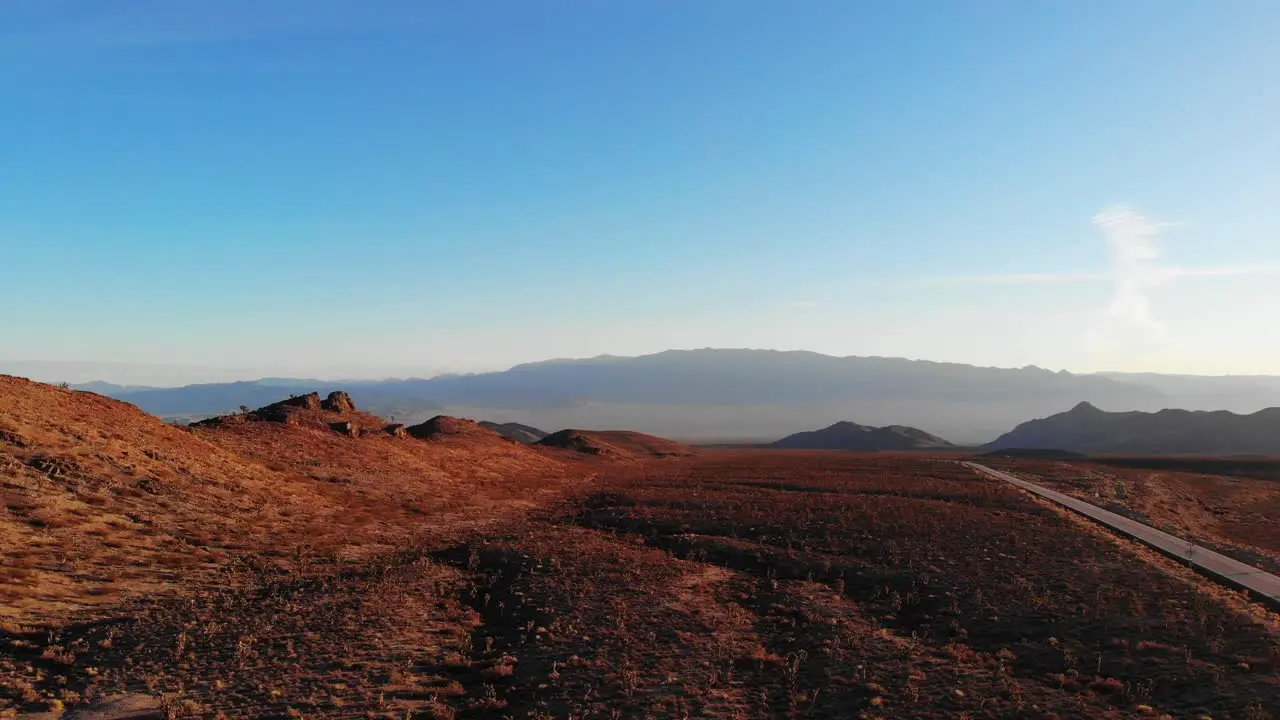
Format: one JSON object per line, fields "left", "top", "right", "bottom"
{"left": 42, "top": 349, "right": 1280, "bottom": 443}
{"left": 986, "top": 402, "right": 1280, "bottom": 456}
{"left": 68, "top": 381, "right": 160, "bottom": 395}
{"left": 773, "top": 421, "right": 955, "bottom": 451}
{"left": 69, "top": 379, "right": 445, "bottom": 425}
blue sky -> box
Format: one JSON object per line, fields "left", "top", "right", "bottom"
{"left": 3, "top": 1, "right": 1278, "bottom": 381}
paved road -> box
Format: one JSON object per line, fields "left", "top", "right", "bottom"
{"left": 964, "top": 461, "right": 1280, "bottom": 609}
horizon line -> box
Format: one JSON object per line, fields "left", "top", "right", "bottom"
{"left": 6, "top": 348, "right": 1280, "bottom": 388}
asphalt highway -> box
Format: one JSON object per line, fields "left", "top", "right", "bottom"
{"left": 964, "top": 461, "right": 1280, "bottom": 609}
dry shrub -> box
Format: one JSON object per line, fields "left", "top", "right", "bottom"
{"left": 480, "top": 663, "right": 515, "bottom": 680}
{"left": 421, "top": 701, "right": 455, "bottom": 720}
{"left": 1088, "top": 677, "right": 1126, "bottom": 694}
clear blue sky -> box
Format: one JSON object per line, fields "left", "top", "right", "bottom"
{"left": 3, "top": 1, "right": 1278, "bottom": 382}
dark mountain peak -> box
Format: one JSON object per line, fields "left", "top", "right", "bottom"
{"left": 773, "top": 422, "right": 953, "bottom": 451}
{"left": 880, "top": 425, "right": 941, "bottom": 440}
{"left": 987, "top": 403, "right": 1280, "bottom": 455}
{"left": 825, "top": 420, "right": 872, "bottom": 432}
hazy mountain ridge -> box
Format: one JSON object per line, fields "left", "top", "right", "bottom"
{"left": 1096, "top": 372, "right": 1280, "bottom": 411}
{"left": 986, "top": 401, "right": 1280, "bottom": 455}
{"left": 70, "top": 380, "right": 159, "bottom": 394}
{"left": 39, "top": 350, "right": 1280, "bottom": 443}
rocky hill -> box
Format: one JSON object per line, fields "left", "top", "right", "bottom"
{"left": 479, "top": 421, "right": 549, "bottom": 443}
{"left": 192, "top": 399, "right": 575, "bottom": 523}
{"left": 772, "top": 421, "right": 955, "bottom": 451}
{"left": 0, "top": 375, "right": 337, "bottom": 620}
{"left": 536, "top": 429, "right": 697, "bottom": 459}
{"left": 0, "top": 376, "right": 580, "bottom": 624}
{"left": 986, "top": 401, "right": 1280, "bottom": 455}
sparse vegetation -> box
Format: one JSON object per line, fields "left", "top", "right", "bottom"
{"left": 2, "top": 376, "right": 1277, "bottom": 717}
{"left": 985, "top": 456, "right": 1280, "bottom": 573}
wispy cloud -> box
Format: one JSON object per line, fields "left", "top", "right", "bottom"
{"left": 935, "top": 261, "right": 1279, "bottom": 287}
{"left": 786, "top": 300, "right": 821, "bottom": 308}
{"left": 1087, "top": 205, "right": 1172, "bottom": 350}
{"left": 929, "top": 204, "right": 1280, "bottom": 361}
{"left": 934, "top": 272, "right": 1107, "bottom": 285}
{"left": 1167, "top": 265, "right": 1280, "bottom": 278}
{"left": 1085, "top": 206, "right": 1280, "bottom": 356}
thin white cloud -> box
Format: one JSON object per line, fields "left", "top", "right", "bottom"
{"left": 935, "top": 265, "right": 1280, "bottom": 286}
{"left": 1167, "top": 264, "right": 1280, "bottom": 278}
{"left": 786, "top": 300, "right": 821, "bottom": 308}
{"left": 935, "top": 272, "right": 1107, "bottom": 285}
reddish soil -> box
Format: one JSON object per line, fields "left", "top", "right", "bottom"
{"left": 0, "top": 376, "right": 586, "bottom": 712}
{"left": 0, "top": 376, "right": 349, "bottom": 621}
{"left": 181, "top": 411, "right": 587, "bottom": 574}
{"left": 3, "top": 378, "right": 1279, "bottom": 718}
{"left": 983, "top": 457, "right": 1280, "bottom": 575}
{"left": 484, "top": 451, "right": 1277, "bottom": 719}
{"left": 1092, "top": 457, "right": 1280, "bottom": 483}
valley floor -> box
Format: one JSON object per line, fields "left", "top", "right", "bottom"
{"left": 5, "top": 452, "right": 1280, "bottom": 719}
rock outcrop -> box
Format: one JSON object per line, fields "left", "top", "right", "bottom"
{"left": 329, "top": 420, "right": 361, "bottom": 437}
{"left": 194, "top": 390, "right": 379, "bottom": 437}
{"left": 321, "top": 391, "right": 356, "bottom": 413}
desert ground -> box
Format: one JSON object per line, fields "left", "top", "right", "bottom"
{"left": 3, "top": 377, "right": 1279, "bottom": 719}
{"left": 981, "top": 456, "right": 1280, "bottom": 576}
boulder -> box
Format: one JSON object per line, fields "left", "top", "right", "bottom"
{"left": 281, "top": 392, "right": 322, "bottom": 411}
{"left": 321, "top": 391, "right": 356, "bottom": 413}
{"left": 329, "top": 420, "right": 360, "bottom": 437}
